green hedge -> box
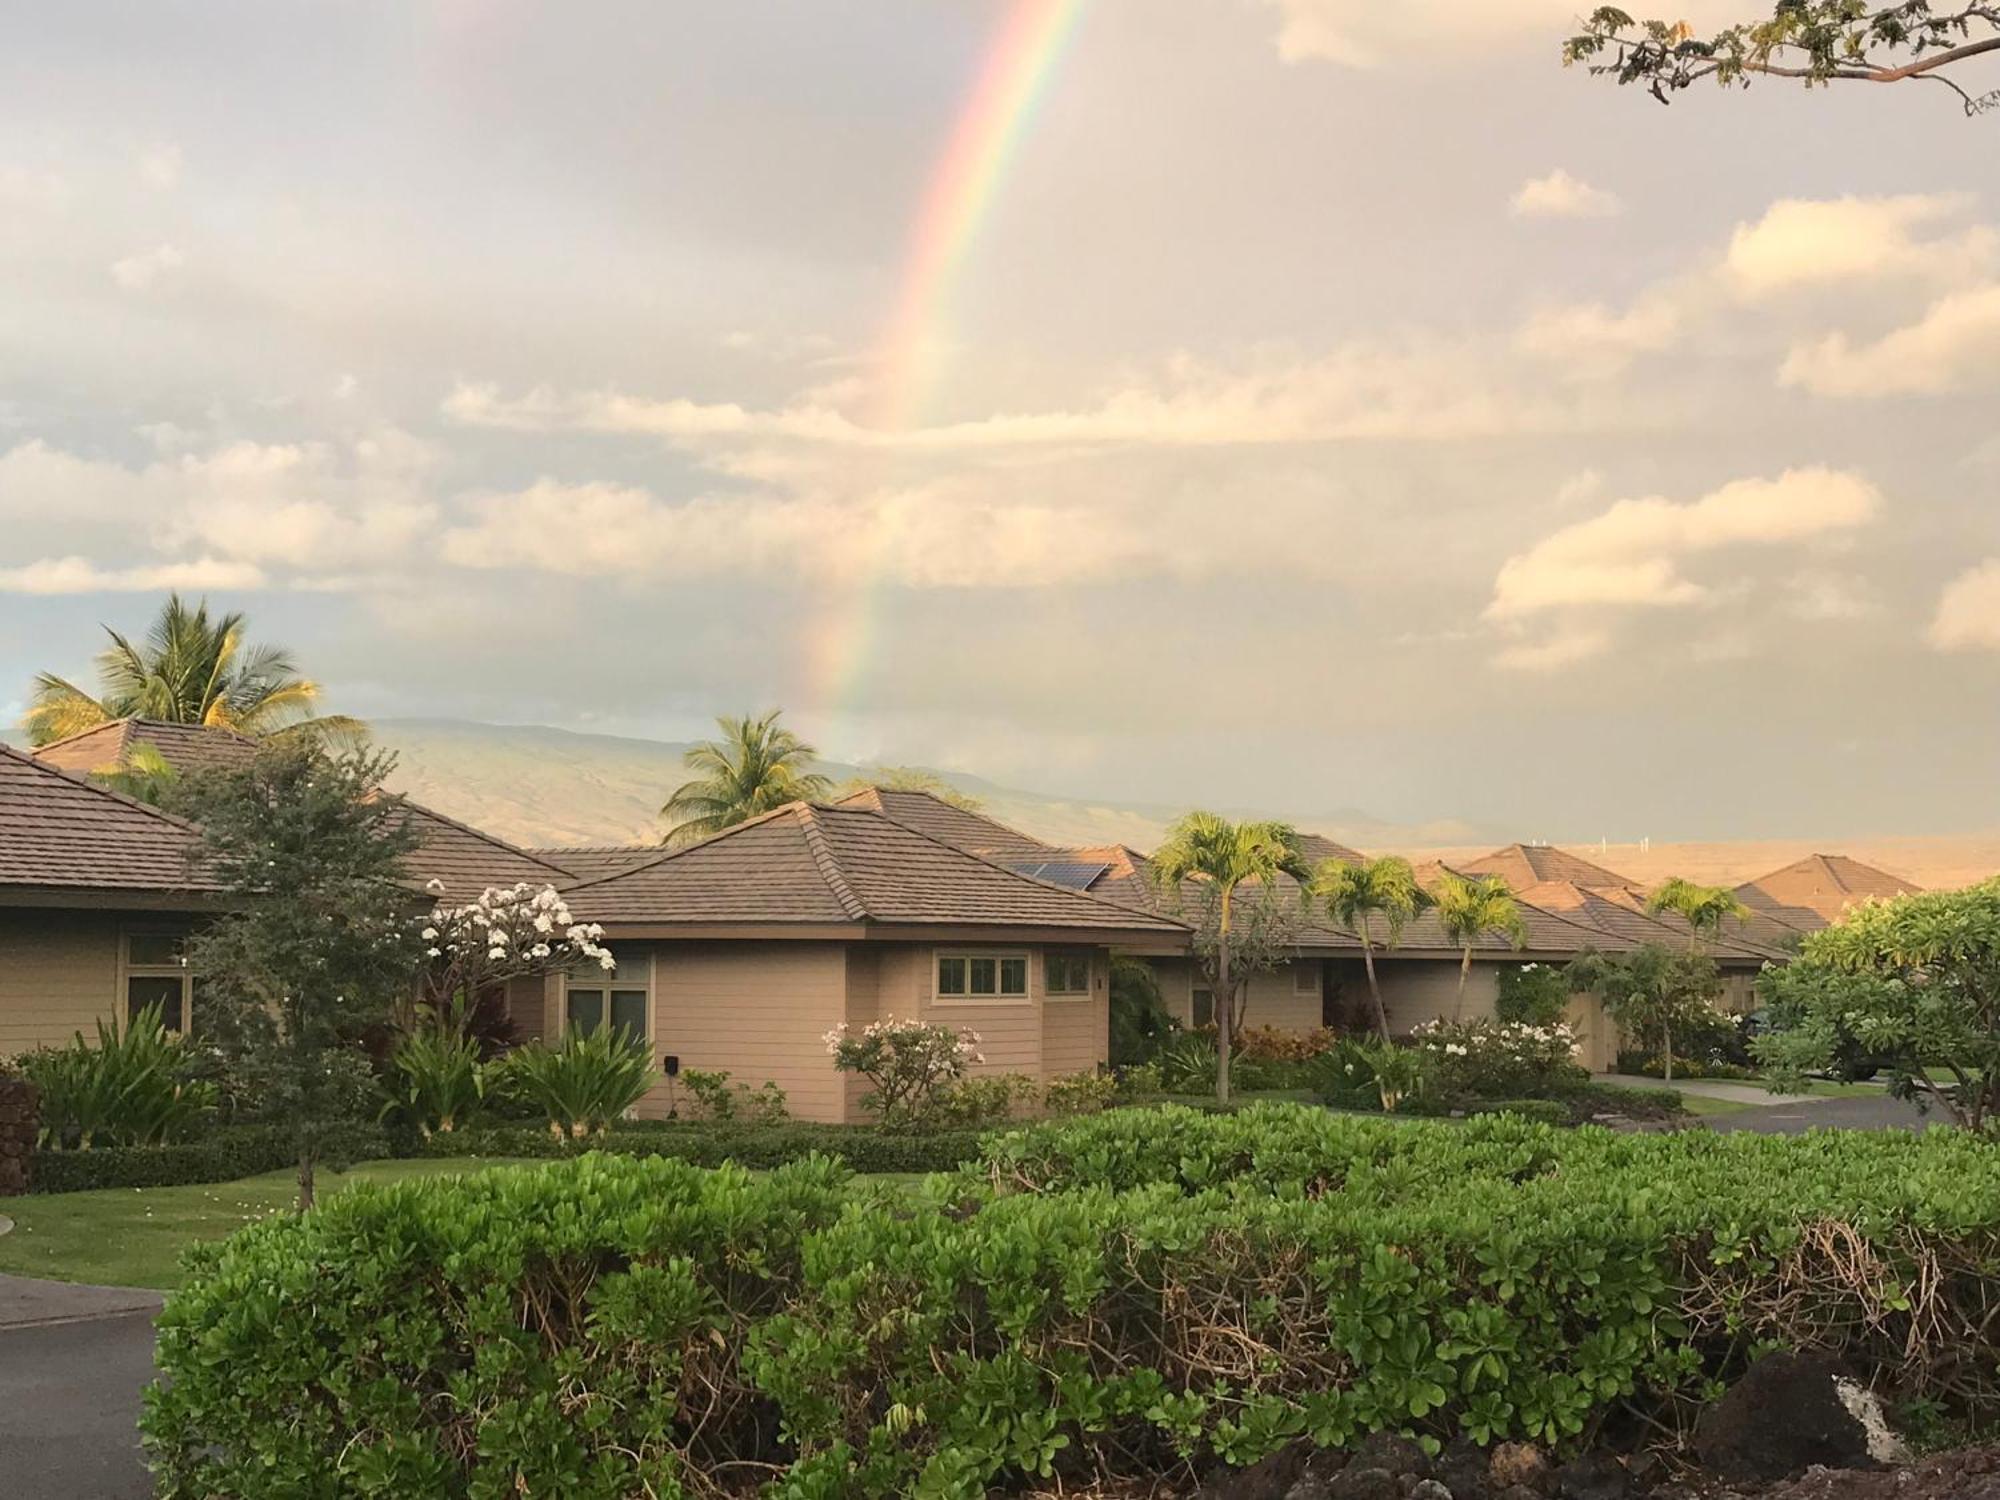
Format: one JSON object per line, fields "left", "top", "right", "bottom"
{"left": 144, "top": 1105, "right": 2000, "bottom": 1498}
{"left": 423, "top": 1119, "right": 986, "bottom": 1175}
{"left": 29, "top": 1123, "right": 394, "bottom": 1195}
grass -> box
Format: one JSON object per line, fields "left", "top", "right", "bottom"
{"left": 0, "top": 1156, "right": 542, "bottom": 1290}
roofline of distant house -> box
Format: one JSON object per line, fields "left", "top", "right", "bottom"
{"left": 593, "top": 920, "right": 1191, "bottom": 945}
{"left": 0, "top": 886, "right": 230, "bottom": 911}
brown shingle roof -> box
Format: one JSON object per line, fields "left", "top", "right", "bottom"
{"left": 832, "top": 786, "right": 1057, "bottom": 861}
{"left": 0, "top": 744, "right": 218, "bottom": 895}
{"left": 32, "top": 718, "right": 259, "bottom": 778}
{"left": 564, "top": 802, "right": 1186, "bottom": 933}
{"left": 1297, "top": 832, "right": 1371, "bottom": 868}
{"left": 388, "top": 805, "right": 577, "bottom": 903}
{"left": 1460, "top": 843, "right": 1639, "bottom": 894}
{"left": 1733, "top": 854, "right": 1921, "bottom": 935}
{"left": 529, "top": 846, "right": 664, "bottom": 884}
{"left": 1516, "top": 880, "right": 1780, "bottom": 965}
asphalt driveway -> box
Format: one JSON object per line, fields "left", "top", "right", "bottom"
{"left": 1703, "top": 1091, "right": 1934, "bottom": 1134}
{"left": 0, "top": 1274, "right": 159, "bottom": 1499}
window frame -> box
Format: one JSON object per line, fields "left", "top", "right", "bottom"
{"left": 1293, "top": 962, "right": 1321, "bottom": 996}
{"left": 563, "top": 946, "right": 654, "bottom": 1044}
{"left": 1191, "top": 987, "right": 1215, "bottom": 1029}
{"left": 121, "top": 927, "right": 192, "bottom": 1035}
{"left": 933, "top": 948, "right": 1032, "bottom": 1006}
{"left": 1044, "top": 949, "right": 1094, "bottom": 1001}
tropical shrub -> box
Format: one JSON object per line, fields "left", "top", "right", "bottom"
{"left": 380, "top": 1027, "right": 486, "bottom": 1138}
{"left": 1109, "top": 957, "right": 1178, "bottom": 1065}
{"left": 17, "top": 1003, "right": 213, "bottom": 1150}
{"left": 1043, "top": 1071, "right": 1119, "bottom": 1117}
{"left": 1156, "top": 1030, "right": 1219, "bottom": 1093}
{"left": 679, "top": 1068, "right": 790, "bottom": 1125}
{"left": 1237, "top": 1025, "right": 1340, "bottom": 1063}
{"left": 423, "top": 1119, "right": 984, "bottom": 1175}
{"left": 146, "top": 1108, "right": 2000, "bottom": 1498}
{"left": 31, "top": 1122, "right": 393, "bottom": 1194}
{"left": 826, "top": 1018, "right": 982, "bottom": 1128}
{"left": 501, "top": 1028, "right": 653, "bottom": 1139}
{"left": 1413, "top": 1018, "right": 1586, "bottom": 1100}
{"left": 1495, "top": 963, "right": 1571, "bottom": 1026}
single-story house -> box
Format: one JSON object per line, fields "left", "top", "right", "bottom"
{"left": 1732, "top": 853, "right": 1921, "bottom": 947}
{"left": 519, "top": 799, "right": 1186, "bottom": 1122}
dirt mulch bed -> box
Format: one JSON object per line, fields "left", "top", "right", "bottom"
{"left": 1665, "top": 1446, "right": 2000, "bottom": 1499}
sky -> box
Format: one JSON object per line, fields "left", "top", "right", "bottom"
{"left": 2, "top": 0, "right": 1998, "bottom": 841}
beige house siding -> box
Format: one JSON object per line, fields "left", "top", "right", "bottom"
{"left": 0, "top": 910, "right": 196, "bottom": 1056}
{"left": 1564, "top": 993, "right": 1616, "bottom": 1073}
{"left": 916, "top": 944, "right": 1042, "bottom": 1080}
{"left": 1041, "top": 951, "right": 1110, "bottom": 1078}
{"left": 1240, "top": 962, "right": 1324, "bottom": 1034}
{"left": 626, "top": 942, "right": 851, "bottom": 1124}
{"left": 1150, "top": 956, "right": 1198, "bottom": 1027}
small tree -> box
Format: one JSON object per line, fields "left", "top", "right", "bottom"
{"left": 1573, "top": 942, "right": 1721, "bottom": 1082}
{"left": 1150, "top": 813, "right": 1308, "bottom": 1106}
{"left": 1315, "top": 856, "right": 1431, "bottom": 1041}
{"left": 1565, "top": 4, "right": 2000, "bottom": 113}
{"left": 416, "top": 882, "right": 612, "bottom": 1031}
{"left": 824, "top": 1018, "right": 982, "bottom": 1128}
{"left": 1647, "top": 877, "right": 1750, "bottom": 955}
{"left": 1433, "top": 873, "right": 1528, "bottom": 1019}
{"left": 1754, "top": 882, "right": 2000, "bottom": 1131}
{"left": 178, "top": 743, "right": 423, "bottom": 1210}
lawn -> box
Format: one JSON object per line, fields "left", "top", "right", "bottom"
{"left": 0, "top": 1156, "right": 544, "bottom": 1290}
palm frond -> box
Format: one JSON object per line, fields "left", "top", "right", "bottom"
{"left": 22, "top": 674, "right": 113, "bottom": 745}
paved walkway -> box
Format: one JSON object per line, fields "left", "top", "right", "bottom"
{"left": 1704, "top": 1092, "right": 1932, "bottom": 1135}
{"left": 1598, "top": 1073, "right": 1819, "bottom": 1106}
{"left": 0, "top": 1274, "right": 160, "bottom": 1498}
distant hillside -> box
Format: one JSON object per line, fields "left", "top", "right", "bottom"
{"left": 368, "top": 718, "right": 1488, "bottom": 853}
{"left": 1391, "top": 838, "right": 1997, "bottom": 894}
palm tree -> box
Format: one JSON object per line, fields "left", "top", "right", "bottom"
{"left": 1315, "top": 856, "right": 1430, "bottom": 1042}
{"left": 23, "top": 593, "right": 358, "bottom": 746}
{"left": 90, "top": 741, "right": 180, "bottom": 806}
{"left": 1433, "top": 872, "right": 1528, "bottom": 1018}
{"left": 1647, "top": 877, "right": 1751, "bottom": 955}
{"left": 1149, "top": 812, "right": 1308, "bottom": 1105}
{"left": 660, "top": 709, "right": 832, "bottom": 846}
{"left": 837, "top": 766, "right": 983, "bottom": 811}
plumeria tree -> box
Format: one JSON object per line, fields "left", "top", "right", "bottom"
{"left": 825, "top": 1018, "right": 984, "bottom": 1127}
{"left": 416, "top": 881, "right": 614, "bottom": 1033}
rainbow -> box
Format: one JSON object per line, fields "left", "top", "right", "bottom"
{"left": 804, "top": 0, "right": 1086, "bottom": 723}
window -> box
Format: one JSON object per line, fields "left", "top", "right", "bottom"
{"left": 1046, "top": 951, "right": 1092, "bottom": 998}
{"left": 124, "top": 931, "right": 190, "bottom": 1033}
{"left": 936, "top": 951, "right": 1029, "bottom": 1002}
{"left": 1293, "top": 963, "right": 1321, "bottom": 996}
{"left": 1192, "top": 988, "right": 1215, "bottom": 1028}
{"left": 565, "top": 947, "right": 649, "bottom": 1041}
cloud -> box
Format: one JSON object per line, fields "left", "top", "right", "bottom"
{"left": 1493, "top": 629, "right": 1612, "bottom": 673}
{"left": 0, "top": 556, "right": 264, "bottom": 595}
{"left": 1487, "top": 468, "right": 1882, "bottom": 621}
{"left": 1930, "top": 560, "right": 2000, "bottom": 651}
{"left": 1515, "top": 292, "right": 1683, "bottom": 373}
{"left": 1511, "top": 170, "right": 1621, "bottom": 221}
{"left": 110, "top": 242, "right": 184, "bottom": 291}
{"left": 1725, "top": 195, "right": 1994, "bottom": 297}
{"left": 1256, "top": 0, "right": 1739, "bottom": 67}
{"left": 137, "top": 143, "right": 184, "bottom": 191}
{"left": 1779, "top": 283, "right": 2000, "bottom": 398}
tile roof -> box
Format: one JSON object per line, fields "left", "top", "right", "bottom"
{"left": 1459, "top": 843, "right": 1640, "bottom": 894}
{"left": 388, "top": 805, "right": 578, "bottom": 903}
{"left": 1516, "top": 880, "right": 1780, "bottom": 965}
{"left": 0, "top": 744, "right": 218, "bottom": 895}
{"left": 1733, "top": 854, "right": 1921, "bottom": 935}
{"left": 1297, "top": 832, "right": 1371, "bottom": 868}
{"left": 529, "top": 846, "right": 665, "bottom": 884}
{"left": 831, "top": 786, "right": 1058, "bottom": 861}
{"left": 32, "top": 718, "right": 259, "bottom": 778}
{"left": 562, "top": 802, "right": 1186, "bottom": 933}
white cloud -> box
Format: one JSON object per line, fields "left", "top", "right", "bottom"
{"left": 1494, "top": 629, "right": 1612, "bottom": 673}
{"left": 1726, "top": 195, "right": 1994, "bottom": 297}
{"left": 137, "top": 143, "right": 184, "bottom": 191}
{"left": 1779, "top": 283, "right": 2000, "bottom": 398}
{"left": 1783, "top": 571, "right": 1879, "bottom": 622}
{"left": 1511, "top": 170, "right": 1620, "bottom": 221}
{"left": 1488, "top": 468, "right": 1882, "bottom": 621}
{"left": 1930, "top": 560, "right": 2000, "bottom": 651}
{"left": 0, "top": 556, "right": 264, "bottom": 595}
{"left": 110, "top": 242, "right": 184, "bottom": 291}
{"left": 1516, "top": 292, "right": 1683, "bottom": 373}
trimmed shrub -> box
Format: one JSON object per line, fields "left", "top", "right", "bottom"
{"left": 680, "top": 1068, "right": 791, "bottom": 1124}
{"left": 1237, "top": 1025, "right": 1340, "bottom": 1063}
{"left": 145, "top": 1106, "right": 2000, "bottom": 1498}
{"left": 1043, "top": 1071, "right": 1119, "bottom": 1117}
{"left": 423, "top": 1119, "right": 985, "bottom": 1175}
{"left": 29, "top": 1122, "right": 393, "bottom": 1195}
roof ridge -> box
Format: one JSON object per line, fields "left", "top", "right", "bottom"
{"left": 818, "top": 802, "right": 1189, "bottom": 929}
{"left": 27, "top": 719, "right": 133, "bottom": 757}
{"left": 390, "top": 797, "right": 576, "bottom": 881}
{"left": 0, "top": 740, "right": 207, "bottom": 834}
{"left": 553, "top": 800, "right": 822, "bottom": 894}
{"left": 834, "top": 783, "right": 1060, "bottom": 851}
{"left": 794, "top": 805, "right": 870, "bottom": 920}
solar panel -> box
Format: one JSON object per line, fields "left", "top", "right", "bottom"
{"left": 1006, "top": 859, "right": 1109, "bottom": 890}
